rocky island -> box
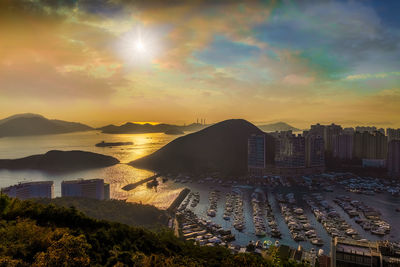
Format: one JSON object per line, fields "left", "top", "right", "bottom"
{"left": 0, "top": 150, "right": 119, "bottom": 172}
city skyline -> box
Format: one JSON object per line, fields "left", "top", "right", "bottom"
{"left": 1, "top": 0, "right": 399, "bottom": 128}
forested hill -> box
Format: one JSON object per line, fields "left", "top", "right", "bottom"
{"left": 0, "top": 195, "right": 305, "bottom": 266}
{"left": 36, "top": 197, "right": 169, "bottom": 230}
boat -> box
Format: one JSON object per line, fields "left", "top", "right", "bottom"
{"left": 95, "top": 141, "right": 133, "bottom": 147}
{"left": 371, "top": 228, "right": 385, "bottom": 236}
{"left": 255, "top": 230, "right": 266, "bottom": 237}
{"left": 311, "top": 238, "right": 324, "bottom": 246}
{"left": 207, "top": 209, "right": 216, "bottom": 217}
{"left": 234, "top": 223, "right": 245, "bottom": 231}
{"left": 146, "top": 179, "right": 159, "bottom": 188}
{"left": 345, "top": 229, "right": 357, "bottom": 236}
{"left": 362, "top": 223, "right": 371, "bottom": 231}
{"left": 271, "top": 228, "right": 282, "bottom": 238}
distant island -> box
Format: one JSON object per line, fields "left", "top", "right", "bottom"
{"left": 95, "top": 141, "right": 133, "bottom": 147}
{"left": 0, "top": 113, "right": 93, "bottom": 138}
{"left": 257, "top": 121, "right": 300, "bottom": 132}
{"left": 130, "top": 119, "right": 275, "bottom": 175}
{"left": 0, "top": 150, "right": 119, "bottom": 172}
{"left": 164, "top": 129, "right": 184, "bottom": 135}
{"left": 99, "top": 122, "right": 205, "bottom": 134}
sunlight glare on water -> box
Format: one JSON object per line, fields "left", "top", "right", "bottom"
{"left": 0, "top": 130, "right": 185, "bottom": 208}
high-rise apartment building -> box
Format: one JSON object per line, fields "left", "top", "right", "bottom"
{"left": 310, "top": 123, "right": 325, "bottom": 138}
{"left": 353, "top": 131, "right": 387, "bottom": 160}
{"left": 1, "top": 181, "right": 54, "bottom": 200}
{"left": 355, "top": 126, "right": 385, "bottom": 134}
{"left": 388, "top": 140, "right": 400, "bottom": 178}
{"left": 61, "top": 178, "right": 110, "bottom": 200}
{"left": 309, "top": 123, "right": 342, "bottom": 152}
{"left": 248, "top": 134, "right": 266, "bottom": 169}
{"left": 332, "top": 134, "right": 353, "bottom": 160}
{"left": 275, "top": 132, "right": 306, "bottom": 168}
{"left": 324, "top": 124, "right": 343, "bottom": 152}
{"left": 387, "top": 128, "right": 400, "bottom": 142}
{"left": 305, "top": 134, "right": 325, "bottom": 167}
{"left": 343, "top": 127, "right": 355, "bottom": 135}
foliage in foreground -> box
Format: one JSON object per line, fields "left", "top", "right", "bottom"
{"left": 0, "top": 195, "right": 307, "bottom": 266}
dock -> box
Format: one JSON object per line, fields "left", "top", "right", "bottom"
{"left": 122, "top": 174, "right": 161, "bottom": 191}
{"left": 168, "top": 188, "right": 190, "bottom": 212}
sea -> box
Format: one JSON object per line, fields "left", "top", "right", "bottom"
{"left": 0, "top": 130, "right": 399, "bottom": 252}
{"left": 0, "top": 130, "right": 185, "bottom": 208}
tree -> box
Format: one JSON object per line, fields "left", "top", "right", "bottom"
{"left": 33, "top": 233, "right": 91, "bottom": 267}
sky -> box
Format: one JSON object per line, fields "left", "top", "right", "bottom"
{"left": 0, "top": 0, "right": 399, "bottom": 128}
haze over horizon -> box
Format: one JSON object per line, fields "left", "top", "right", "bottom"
{"left": 1, "top": 0, "right": 399, "bottom": 128}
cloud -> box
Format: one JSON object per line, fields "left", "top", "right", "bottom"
{"left": 282, "top": 74, "right": 315, "bottom": 86}
{"left": 254, "top": 1, "right": 400, "bottom": 79}
{"left": 344, "top": 72, "right": 400, "bottom": 81}
{"left": 193, "top": 35, "right": 261, "bottom": 66}
{"left": 0, "top": 59, "right": 125, "bottom": 99}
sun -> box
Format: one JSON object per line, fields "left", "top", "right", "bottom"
{"left": 135, "top": 40, "right": 145, "bottom": 53}
{"left": 116, "top": 25, "right": 162, "bottom": 67}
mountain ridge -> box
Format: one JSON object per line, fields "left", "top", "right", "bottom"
{"left": 257, "top": 121, "right": 300, "bottom": 132}
{"left": 99, "top": 121, "right": 206, "bottom": 134}
{"left": 0, "top": 114, "right": 93, "bottom": 137}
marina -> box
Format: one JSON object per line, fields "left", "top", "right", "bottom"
{"left": 277, "top": 193, "right": 324, "bottom": 246}
{"left": 170, "top": 174, "right": 400, "bottom": 253}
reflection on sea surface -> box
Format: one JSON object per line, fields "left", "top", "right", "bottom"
{"left": 0, "top": 130, "right": 182, "bottom": 163}
{"left": 0, "top": 130, "right": 184, "bottom": 207}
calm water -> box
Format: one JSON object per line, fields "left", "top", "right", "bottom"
{"left": 0, "top": 131, "right": 185, "bottom": 202}
{"left": 1, "top": 130, "right": 399, "bottom": 251}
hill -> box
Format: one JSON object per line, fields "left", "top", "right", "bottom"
{"left": 0, "top": 150, "right": 119, "bottom": 172}
{"left": 0, "top": 113, "right": 93, "bottom": 137}
{"left": 0, "top": 113, "right": 44, "bottom": 125}
{"left": 100, "top": 122, "right": 205, "bottom": 134}
{"left": 36, "top": 197, "right": 169, "bottom": 230}
{"left": 0, "top": 194, "right": 299, "bottom": 266}
{"left": 257, "top": 122, "right": 300, "bottom": 132}
{"left": 130, "top": 119, "right": 275, "bottom": 175}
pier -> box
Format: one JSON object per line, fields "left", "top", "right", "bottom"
{"left": 122, "top": 174, "right": 161, "bottom": 191}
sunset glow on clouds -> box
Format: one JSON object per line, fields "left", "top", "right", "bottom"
{"left": 0, "top": 0, "right": 399, "bottom": 128}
